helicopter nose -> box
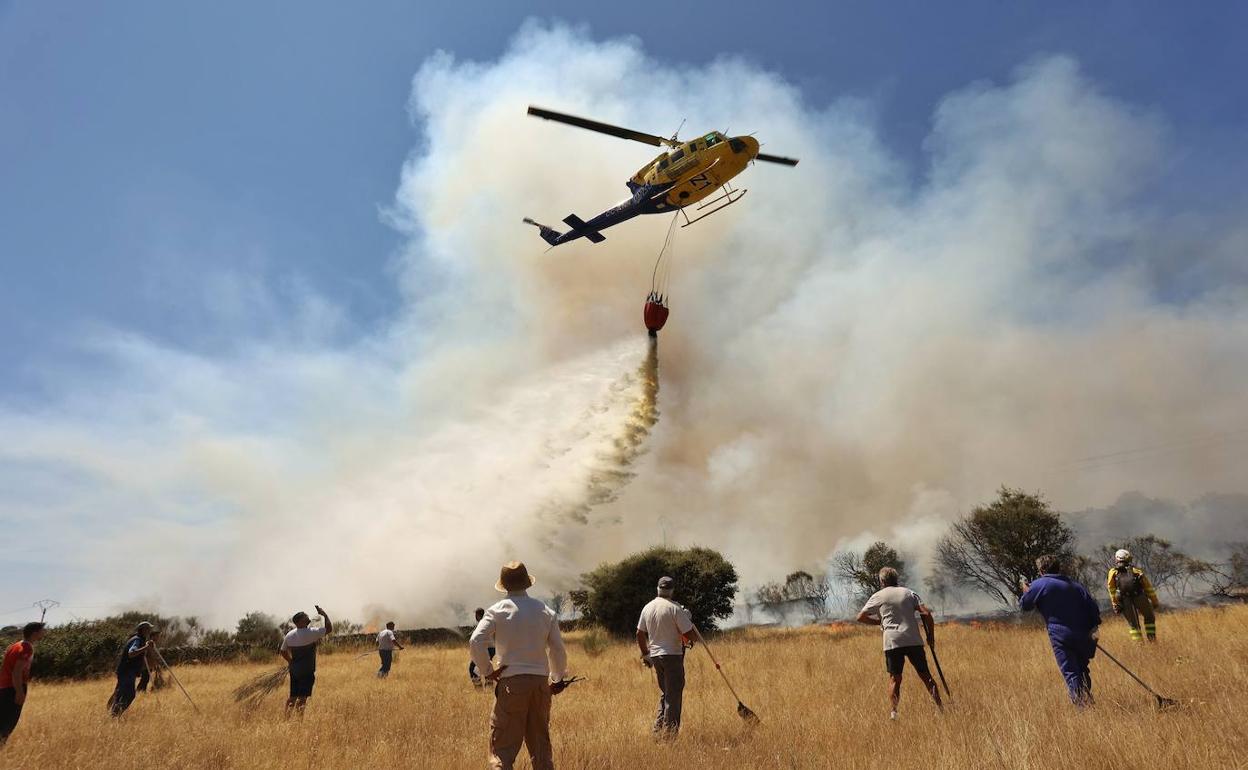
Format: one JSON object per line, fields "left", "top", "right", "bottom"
{"left": 729, "top": 136, "right": 760, "bottom": 157}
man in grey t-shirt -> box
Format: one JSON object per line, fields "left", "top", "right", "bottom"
{"left": 636, "top": 576, "right": 703, "bottom": 737}
{"left": 856, "top": 567, "right": 942, "bottom": 720}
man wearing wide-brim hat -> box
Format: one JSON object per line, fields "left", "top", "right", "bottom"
{"left": 470, "top": 561, "right": 569, "bottom": 770}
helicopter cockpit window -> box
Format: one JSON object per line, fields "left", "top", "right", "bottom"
{"left": 658, "top": 156, "right": 670, "bottom": 170}
{"left": 704, "top": 133, "right": 720, "bottom": 147}
{"left": 670, "top": 149, "right": 685, "bottom": 163}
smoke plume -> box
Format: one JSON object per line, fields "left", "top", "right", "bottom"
{"left": 4, "top": 22, "right": 1247, "bottom": 625}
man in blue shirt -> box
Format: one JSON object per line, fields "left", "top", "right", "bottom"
{"left": 110, "top": 621, "right": 154, "bottom": 717}
{"left": 1019, "top": 554, "right": 1102, "bottom": 706}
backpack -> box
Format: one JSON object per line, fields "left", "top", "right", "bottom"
{"left": 1114, "top": 568, "right": 1142, "bottom": 598}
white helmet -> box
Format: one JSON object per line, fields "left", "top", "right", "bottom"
{"left": 1115, "top": 549, "right": 1132, "bottom": 564}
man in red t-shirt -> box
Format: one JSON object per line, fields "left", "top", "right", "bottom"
{"left": 1, "top": 622, "right": 46, "bottom": 746}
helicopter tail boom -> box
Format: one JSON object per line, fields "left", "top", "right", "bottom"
{"left": 522, "top": 215, "right": 605, "bottom": 246}
{"left": 562, "top": 214, "right": 606, "bottom": 244}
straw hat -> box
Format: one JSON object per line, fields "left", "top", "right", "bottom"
{"left": 495, "top": 561, "right": 536, "bottom": 592}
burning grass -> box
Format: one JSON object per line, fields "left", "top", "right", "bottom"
{"left": 3, "top": 605, "right": 1246, "bottom": 769}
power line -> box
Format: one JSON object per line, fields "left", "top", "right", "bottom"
{"left": 1048, "top": 428, "right": 1248, "bottom": 474}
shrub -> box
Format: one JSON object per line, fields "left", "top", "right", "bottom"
{"left": 235, "top": 612, "right": 282, "bottom": 646}
{"left": 576, "top": 546, "right": 738, "bottom": 636}
{"left": 18, "top": 612, "right": 187, "bottom": 679}
{"left": 579, "top": 626, "right": 611, "bottom": 658}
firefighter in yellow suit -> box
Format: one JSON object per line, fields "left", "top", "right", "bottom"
{"left": 1107, "top": 550, "right": 1159, "bottom": 642}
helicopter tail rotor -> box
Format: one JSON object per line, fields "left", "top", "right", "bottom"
{"left": 523, "top": 217, "right": 563, "bottom": 246}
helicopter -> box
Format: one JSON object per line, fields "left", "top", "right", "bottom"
{"left": 523, "top": 106, "right": 798, "bottom": 247}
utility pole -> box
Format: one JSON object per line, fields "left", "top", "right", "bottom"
{"left": 33, "top": 599, "right": 59, "bottom": 622}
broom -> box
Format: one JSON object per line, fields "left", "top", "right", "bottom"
{"left": 233, "top": 667, "right": 289, "bottom": 710}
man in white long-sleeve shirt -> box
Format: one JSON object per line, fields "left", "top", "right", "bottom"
{"left": 470, "top": 561, "right": 569, "bottom": 770}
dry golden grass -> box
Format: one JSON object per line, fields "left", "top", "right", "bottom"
{"left": 5, "top": 605, "right": 1248, "bottom": 769}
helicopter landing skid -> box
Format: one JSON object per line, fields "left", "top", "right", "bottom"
{"left": 680, "top": 182, "right": 747, "bottom": 227}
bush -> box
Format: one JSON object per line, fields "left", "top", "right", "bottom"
{"left": 235, "top": 612, "right": 282, "bottom": 646}
{"left": 16, "top": 612, "right": 182, "bottom": 680}
{"left": 576, "top": 546, "right": 738, "bottom": 636}
{"left": 579, "top": 626, "right": 611, "bottom": 658}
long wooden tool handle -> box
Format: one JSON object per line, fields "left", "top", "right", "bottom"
{"left": 1095, "top": 642, "right": 1162, "bottom": 698}
{"left": 694, "top": 626, "right": 743, "bottom": 702}
{"left": 156, "top": 649, "right": 201, "bottom": 714}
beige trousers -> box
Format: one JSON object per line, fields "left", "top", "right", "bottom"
{"left": 490, "top": 674, "right": 553, "bottom": 770}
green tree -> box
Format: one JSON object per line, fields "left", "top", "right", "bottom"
{"left": 782, "top": 571, "right": 832, "bottom": 621}
{"left": 548, "top": 593, "right": 567, "bottom": 620}
{"left": 235, "top": 611, "right": 282, "bottom": 646}
{"left": 936, "top": 487, "right": 1076, "bottom": 607}
{"left": 198, "top": 628, "right": 234, "bottom": 645}
{"left": 833, "top": 541, "right": 908, "bottom": 600}
{"left": 576, "top": 547, "right": 738, "bottom": 635}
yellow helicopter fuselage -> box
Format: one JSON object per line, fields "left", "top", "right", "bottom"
{"left": 630, "top": 131, "right": 760, "bottom": 209}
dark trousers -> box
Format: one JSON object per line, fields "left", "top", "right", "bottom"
{"left": 1049, "top": 630, "right": 1095, "bottom": 706}
{"left": 138, "top": 664, "right": 159, "bottom": 692}
{"left": 469, "top": 647, "right": 496, "bottom": 680}
{"left": 0, "top": 688, "right": 22, "bottom": 745}
{"left": 651, "top": 654, "right": 686, "bottom": 735}
{"left": 111, "top": 673, "right": 139, "bottom": 716}
{"left": 378, "top": 649, "right": 393, "bottom": 676}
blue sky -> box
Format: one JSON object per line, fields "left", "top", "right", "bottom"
{"left": 3, "top": 2, "right": 1247, "bottom": 623}
{"left": 3, "top": 1, "right": 1246, "bottom": 397}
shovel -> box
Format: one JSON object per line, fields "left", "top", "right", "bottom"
{"left": 1096, "top": 642, "right": 1178, "bottom": 709}
{"left": 693, "top": 626, "right": 759, "bottom": 725}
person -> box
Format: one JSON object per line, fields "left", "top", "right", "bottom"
{"left": 468, "top": 607, "right": 495, "bottom": 685}
{"left": 856, "top": 567, "right": 943, "bottom": 720}
{"left": 1107, "top": 549, "right": 1159, "bottom": 642}
{"left": 137, "top": 629, "right": 165, "bottom": 693}
{"left": 1020, "top": 554, "right": 1102, "bottom": 707}
{"left": 636, "top": 575, "right": 701, "bottom": 737}
{"left": 470, "top": 561, "right": 569, "bottom": 770}
{"left": 280, "top": 605, "right": 332, "bottom": 718}
{"left": 111, "top": 621, "right": 154, "bottom": 716}
{"left": 376, "top": 621, "right": 404, "bottom": 678}
{"left": 0, "top": 622, "right": 46, "bottom": 746}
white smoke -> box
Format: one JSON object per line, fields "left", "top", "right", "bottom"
{"left": 4, "top": 22, "right": 1248, "bottom": 625}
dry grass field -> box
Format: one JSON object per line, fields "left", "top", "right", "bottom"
{"left": 4, "top": 605, "right": 1247, "bottom": 769}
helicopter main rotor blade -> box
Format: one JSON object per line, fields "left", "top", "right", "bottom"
{"left": 527, "top": 106, "right": 677, "bottom": 148}
{"left": 755, "top": 152, "right": 799, "bottom": 167}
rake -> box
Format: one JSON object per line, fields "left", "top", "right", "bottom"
{"left": 693, "top": 626, "right": 759, "bottom": 725}
{"left": 551, "top": 676, "right": 587, "bottom": 695}
{"left": 1096, "top": 642, "right": 1179, "bottom": 709}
